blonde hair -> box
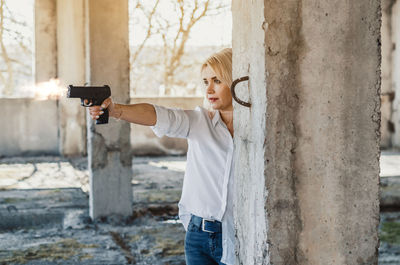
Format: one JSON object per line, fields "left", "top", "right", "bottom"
{"left": 201, "top": 48, "right": 232, "bottom": 87}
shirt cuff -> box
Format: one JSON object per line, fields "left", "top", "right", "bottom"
{"left": 150, "top": 104, "right": 170, "bottom": 138}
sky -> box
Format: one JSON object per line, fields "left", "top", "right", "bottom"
{"left": 129, "top": 0, "right": 232, "bottom": 47}
{"left": 4, "top": 0, "right": 232, "bottom": 47}
{"left": 4, "top": 0, "right": 33, "bottom": 20}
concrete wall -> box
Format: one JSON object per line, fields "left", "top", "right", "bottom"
{"left": 0, "top": 97, "right": 203, "bottom": 157}
{"left": 0, "top": 99, "right": 58, "bottom": 157}
{"left": 233, "top": 0, "right": 380, "bottom": 264}
{"left": 232, "top": 1, "right": 268, "bottom": 264}
{"left": 57, "top": 0, "right": 87, "bottom": 156}
{"left": 34, "top": 0, "right": 57, "bottom": 83}
{"left": 392, "top": 0, "right": 400, "bottom": 148}
{"left": 381, "top": 0, "right": 400, "bottom": 149}
{"left": 293, "top": 0, "right": 381, "bottom": 262}
{"left": 381, "top": 0, "right": 395, "bottom": 148}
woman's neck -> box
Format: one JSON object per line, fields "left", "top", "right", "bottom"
{"left": 219, "top": 109, "right": 233, "bottom": 127}
{"left": 219, "top": 109, "right": 234, "bottom": 137}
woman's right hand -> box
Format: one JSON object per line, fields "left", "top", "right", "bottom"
{"left": 87, "top": 97, "right": 115, "bottom": 120}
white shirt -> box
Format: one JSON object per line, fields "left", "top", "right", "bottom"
{"left": 150, "top": 104, "right": 236, "bottom": 265}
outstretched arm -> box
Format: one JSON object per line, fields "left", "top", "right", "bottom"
{"left": 88, "top": 97, "right": 191, "bottom": 139}
{"left": 88, "top": 97, "right": 156, "bottom": 126}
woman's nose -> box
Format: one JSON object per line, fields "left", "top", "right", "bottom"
{"left": 206, "top": 83, "right": 214, "bottom": 94}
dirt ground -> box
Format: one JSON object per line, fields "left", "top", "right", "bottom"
{"left": 0, "top": 152, "right": 399, "bottom": 264}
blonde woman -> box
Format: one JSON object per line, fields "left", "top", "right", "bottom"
{"left": 89, "top": 48, "right": 235, "bottom": 265}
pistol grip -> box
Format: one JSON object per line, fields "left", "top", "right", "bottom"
{"left": 96, "top": 108, "right": 109, "bottom": 125}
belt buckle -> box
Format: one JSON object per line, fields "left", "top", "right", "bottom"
{"left": 201, "top": 218, "right": 215, "bottom": 233}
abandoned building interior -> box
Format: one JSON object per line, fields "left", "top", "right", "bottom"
{"left": 0, "top": 0, "right": 400, "bottom": 264}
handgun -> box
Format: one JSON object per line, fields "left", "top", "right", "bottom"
{"left": 67, "top": 85, "right": 111, "bottom": 125}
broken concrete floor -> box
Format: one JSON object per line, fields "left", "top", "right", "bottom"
{"left": 0, "top": 156, "right": 186, "bottom": 264}
{"left": 379, "top": 151, "right": 400, "bottom": 264}
{"left": 0, "top": 152, "right": 399, "bottom": 264}
{"left": 0, "top": 213, "right": 185, "bottom": 265}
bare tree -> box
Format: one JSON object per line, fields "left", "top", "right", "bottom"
{"left": 0, "top": 0, "right": 32, "bottom": 97}
{"left": 130, "top": 0, "right": 160, "bottom": 64}
{"left": 130, "top": 0, "right": 229, "bottom": 95}
{"left": 0, "top": 0, "right": 13, "bottom": 95}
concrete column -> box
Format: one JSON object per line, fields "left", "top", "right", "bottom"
{"left": 381, "top": 0, "right": 395, "bottom": 148}
{"left": 57, "top": 0, "right": 87, "bottom": 156}
{"left": 392, "top": 1, "right": 400, "bottom": 148}
{"left": 232, "top": 1, "right": 268, "bottom": 264}
{"left": 86, "top": 0, "right": 132, "bottom": 219}
{"left": 232, "top": 1, "right": 381, "bottom": 264}
{"left": 34, "top": 0, "right": 57, "bottom": 83}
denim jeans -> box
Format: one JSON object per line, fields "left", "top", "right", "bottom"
{"left": 184, "top": 215, "right": 225, "bottom": 265}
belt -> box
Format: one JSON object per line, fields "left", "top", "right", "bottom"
{"left": 191, "top": 214, "right": 222, "bottom": 233}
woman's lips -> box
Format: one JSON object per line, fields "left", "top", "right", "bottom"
{"left": 209, "top": 98, "right": 218, "bottom": 103}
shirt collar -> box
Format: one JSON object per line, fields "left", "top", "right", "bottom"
{"left": 212, "top": 110, "right": 221, "bottom": 127}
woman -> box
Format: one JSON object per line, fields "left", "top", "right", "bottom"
{"left": 89, "top": 48, "right": 235, "bottom": 265}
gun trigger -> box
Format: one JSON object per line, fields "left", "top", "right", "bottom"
{"left": 82, "top": 99, "right": 94, "bottom": 107}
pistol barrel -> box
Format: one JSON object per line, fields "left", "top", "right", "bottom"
{"left": 67, "top": 85, "right": 111, "bottom": 99}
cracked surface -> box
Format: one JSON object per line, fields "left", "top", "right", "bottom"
{"left": 0, "top": 155, "right": 186, "bottom": 264}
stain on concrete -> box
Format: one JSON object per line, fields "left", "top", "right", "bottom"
{"left": 1, "top": 238, "right": 98, "bottom": 264}
{"left": 89, "top": 131, "right": 108, "bottom": 169}
{"left": 264, "top": 0, "right": 305, "bottom": 263}
{"left": 118, "top": 123, "right": 133, "bottom": 167}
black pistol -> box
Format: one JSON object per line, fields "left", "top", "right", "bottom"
{"left": 67, "top": 85, "right": 111, "bottom": 125}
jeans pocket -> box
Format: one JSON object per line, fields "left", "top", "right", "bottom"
{"left": 187, "top": 217, "right": 200, "bottom": 232}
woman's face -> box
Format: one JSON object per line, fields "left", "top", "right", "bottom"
{"left": 201, "top": 66, "right": 232, "bottom": 111}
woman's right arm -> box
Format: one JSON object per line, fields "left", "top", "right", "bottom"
{"left": 89, "top": 97, "right": 192, "bottom": 139}
{"left": 88, "top": 97, "right": 156, "bottom": 126}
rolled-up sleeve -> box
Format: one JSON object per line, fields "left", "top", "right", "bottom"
{"left": 150, "top": 104, "right": 190, "bottom": 138}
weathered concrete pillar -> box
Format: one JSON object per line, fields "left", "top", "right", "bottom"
{"left": 57, "top": 0, "right": 87, "bottom": 156}
{"left": 34, "top": 0, "right": 57, "bottom": 83}
{"left": 232, "top": 1, "right": 381, "bottom": 264}
{"left": 392, "top": 1, "right": 400, "bottom": 148}
{"left": 381, "top": 0, "right": 395, "bottom": 148}
{"left": 86, "top": 0, "right": 132, "bottom": 219}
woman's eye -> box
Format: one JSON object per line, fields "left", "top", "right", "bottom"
{"left": 204, "top": 81, "right": 209, "bottom": 86}
{"left": 214, "top": 79, "right": 221, "bottom": 84}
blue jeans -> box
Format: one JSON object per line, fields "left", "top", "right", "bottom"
{"left": 184, "top": 215, "right": 225, "bottom": 265}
